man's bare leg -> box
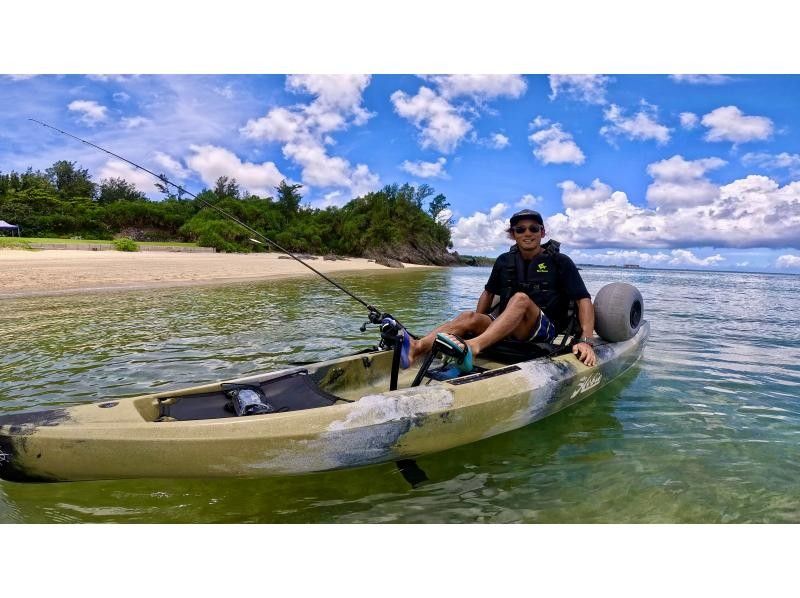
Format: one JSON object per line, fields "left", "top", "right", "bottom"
{"left": 408, "top": 293, "right": 543, "bottom": 363}
{"left": 464, "top": 293, "right": 541, "bottom": 355}
{"left": 407, "top": 311, "right": 493, "bottom": 363}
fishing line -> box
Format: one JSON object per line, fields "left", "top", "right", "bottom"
{"left": 30, "top": 118, "right": 411, "bottom": 332}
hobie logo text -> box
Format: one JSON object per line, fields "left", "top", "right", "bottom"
{"left": 570, "top": 372, "right": 603, "bottom": 399}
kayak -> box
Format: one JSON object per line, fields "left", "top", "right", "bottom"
{"left": 0, "top": 314, "right": 649, "bottom": 483}
{"left": 7, "top": 127, "right": 650, "bottom": 483}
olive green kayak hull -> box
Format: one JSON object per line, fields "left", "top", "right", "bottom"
{"left": 0, "top": 321, "right": 648, "bottom": 482}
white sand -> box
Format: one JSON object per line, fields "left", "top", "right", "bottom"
{"left": 0, "top": 249, "right": 433, "bottom": 297}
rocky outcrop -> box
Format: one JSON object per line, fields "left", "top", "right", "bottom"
{"left": 374, "top": 257, "right": 404, "bottom": 268}
{"left": 364, "top": 240, "right": 457, "bottom": 266}
{"left": 278, "top": 254, "right": 318, "bottom": 260}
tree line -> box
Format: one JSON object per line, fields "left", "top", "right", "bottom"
{"left": 0, "top": 160, "right": 453, "bottom": 259}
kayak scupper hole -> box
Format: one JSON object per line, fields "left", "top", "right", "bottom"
{"left": 98, "top": 402, "right": 119, "bottom": 408}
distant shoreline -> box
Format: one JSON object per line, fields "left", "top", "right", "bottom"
{"left": 0, "top": 249, "right": 437, "bottom": 298}
{"left": 575, "top": 263, "right": 799, "bottom": 277}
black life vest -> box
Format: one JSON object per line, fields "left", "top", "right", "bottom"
{"left": 495, "top": 240, "right": 565, "bottom": 324}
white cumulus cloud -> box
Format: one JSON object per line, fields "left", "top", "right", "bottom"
{"left": 121, "top": 116, "right": 150, "bottom": 129}
{"left": 242, "top": 106, "right": 304, "bottom": 143}
{"left": 569, "top": 249, "right": 670, "bottom": 266}
{"left": 529, "top": 118, "right": 585, "bottom": 165}
{"left": 348, "top": 163, "right": 381, "bottom": 198}
{"left": 547, "top": 173, "right": 800, "bottom": 250}
{"left": 153, "top": 152, "right": 191, "bottom": 180}
{"left": 742, "top": 152, "right": 800, "bottom": 177}
{"left": 670, "top": 75, "right": 732, "bottom": 85}
{"left": 286, "top": 74, "right": 374, "bottom": 126}
{"left": 425, "top": 75, "right": 527, "bottom": 101}
{"left": 668, "top": 249, "right": 725, "bottom": 267}
{"left": 240, "top": 75, "right": 379, "bottom": 196}
{"left": 645, "top": 155, "right": 727, "bottom": 210}
{"left": 68, "top": 100, "right": 108, "bottom": 125}
{"left": 98, "top": 160, "right": 162, "bottom": 194}
{"left": 548, "top": 75, "right": 611, "bottom": 105}
{"left": 392, "top": 77, "right": 527, "bottom": 154}
{"left": 568, "top": 248, "right": 723, "bottom": 267}
{"left": 680, "top": 112, "right": 699, "bottom": 129}
{"left": 186, "top": 144, "right": 287, "bottom": 197}
{"left": 435, "top": 208, "right": 453, "bottom": 225}
{"left": 601, "top": 102, "right": 671, "bottom": 145}
{"left": 314, "top": 190, "right": 345, "bottom": 209}
{"left": 558, "top": 179, "right": 617, "bottom": 209}
{"left": 450, "top": 203, "right": 511, "bottom": 253}
{"left": 400, "top": 157, "right": 448, "bottom": 179}
{"left": 776, "top": 254, "right": 800, "bottom": 269}
{"left": 647, "top": 155, "right": 727, "bottom": 182}
{"left": 490, "top": 133, "right": 510, "bottom": 149}
{"left": 701, "top": 106, "right": 773, "bottom": 144}
{"left": 446, "top": 169, "right": 800, "bottom": 255}
{"left": 391, "top": 86, "right": 472, "bottom": 153}
{"left": 516, "top": 194, "right": 543, "bottom": 208}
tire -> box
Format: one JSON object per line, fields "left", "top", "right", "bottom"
{"left": 593, "top": 282, "right": 644, "bottom": 342}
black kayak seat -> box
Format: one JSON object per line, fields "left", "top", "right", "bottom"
{"left": 159, "top": 370, "right": 340, "bottom": 422}
{"left": 478, "top": 298, "right": 582, "bottom": 364}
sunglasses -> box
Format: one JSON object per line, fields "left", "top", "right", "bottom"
{"left": 513, "top": 224, "right": 543, "bottom": 234}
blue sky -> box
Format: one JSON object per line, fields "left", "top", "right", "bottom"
{"left": 2, "top": 74, "right": 800, "bottom": 273}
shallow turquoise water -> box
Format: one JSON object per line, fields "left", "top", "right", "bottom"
{"left": 1, "top": 267, "right": 799, "bottom": 523}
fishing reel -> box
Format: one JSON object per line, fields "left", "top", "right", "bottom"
{"left": 358, "top": 307, "right": 410, "bottom": 351}
{"left": 359, "top": 306, "right": 386, "bottom": 333}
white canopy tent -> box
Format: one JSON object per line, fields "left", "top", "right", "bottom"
{"left": 0, "top": 220, "right": 21, "bottom": 236}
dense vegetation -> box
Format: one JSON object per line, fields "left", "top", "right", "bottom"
{"left": 0, "top": 161, "right": 455, "bottom": 264}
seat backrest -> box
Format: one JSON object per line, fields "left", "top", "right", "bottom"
{"left": 557, "top": 299, "right": 580, "bottom": 348}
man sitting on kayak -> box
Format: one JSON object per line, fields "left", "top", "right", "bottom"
{"left": 401, "top": 209, "right": 596, "bottom": 370}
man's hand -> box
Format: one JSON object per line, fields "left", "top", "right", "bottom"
{"left": 573, "top": 342, "right": 596, "bottom": 367}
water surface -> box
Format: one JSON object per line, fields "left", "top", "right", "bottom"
{"left": 2, "top": 267, "right": 799, "bottom": 523}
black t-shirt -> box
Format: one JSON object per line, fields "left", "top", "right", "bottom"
{"left": 485, "top": 249, "right": 590, "bottom": 329}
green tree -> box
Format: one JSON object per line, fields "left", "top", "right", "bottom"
{"left": 428, "top": 193, "right": 451, "bottom": 223}
{"left": 214, "top": 176, "right": 241, "bottom": 200}
{"left": 45, "top": 160, "right": 96, "bottom": 198}
{"left": 96, "top": 177, "right": 147, "bottom": 204}
{"left": 414, "top": 183, "right": 435, "bottom": 209}
{"left": 154, "top": 174, "right": 171, "bottom": 198}
{"left": 275, "top": 180, "right": 303, "bottom": 215}
{"left": 2, "top": 159, "right": 453, "bottom": 261}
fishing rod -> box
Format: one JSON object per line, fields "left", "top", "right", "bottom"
{"left": 30, "top": 118, "right": 413, "bottom": 335}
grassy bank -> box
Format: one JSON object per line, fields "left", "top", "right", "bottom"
{"left": 11, "top": 237, "right": 200, "bottom": 247}
{"left": 0, "top": 238, "right": 34, "bottom": 250}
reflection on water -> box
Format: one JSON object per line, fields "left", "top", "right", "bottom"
{"left": 2, "top": 267, "right": 800, "bottom": 523}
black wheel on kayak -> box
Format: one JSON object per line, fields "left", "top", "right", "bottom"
{"left": 593, "top": 282, "right": 644, "bottom": 342}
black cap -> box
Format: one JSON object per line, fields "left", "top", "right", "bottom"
{"left": 510, "top": 209, "right": 543, "bottom": 226}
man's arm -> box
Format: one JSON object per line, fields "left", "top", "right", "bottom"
{"left": 576, "top": 297, "right": 595, "bottom": 339}
{"left": 573, "top": 297, "right": 596, "bottom": 366}
{"left": 476, "top": 289, "right": 495, "bottom": 314}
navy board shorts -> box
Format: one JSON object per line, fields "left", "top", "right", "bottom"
{"left": 488, "top": 309, "right": 558, "bottom": 343}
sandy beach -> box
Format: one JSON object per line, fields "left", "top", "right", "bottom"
{"left": 0, "top": 249, "right": 435, "bottom": 297}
